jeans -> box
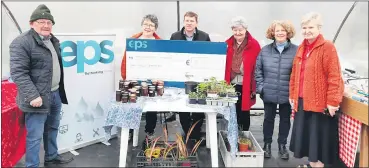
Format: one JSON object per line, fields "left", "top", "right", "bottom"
{"left": 25, "top": 90, "right": 62, "bottom": 167}
{"left": 263, "top": 102, "right": 291, "bottom": 144}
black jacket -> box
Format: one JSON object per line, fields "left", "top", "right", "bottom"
{"left": 254, "top": 41, "right": 298, "bottom": 104}
{"left": 170, "top": 27, "right": 211, "bottom": 41}
{"left": 10, "top": 28, "right": 68, "bottom": 113}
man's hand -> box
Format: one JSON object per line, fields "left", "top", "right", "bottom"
{"left": 30, "top": 97, "right": 42, "bottom": 107}
{"left": 327, "top": 104, "right": 339, "bottom": 117}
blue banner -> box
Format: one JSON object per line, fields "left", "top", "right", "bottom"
{"left": 126, "top": 38, "right": 227, "bottom": 55}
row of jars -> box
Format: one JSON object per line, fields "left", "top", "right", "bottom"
{"left": 116, "top": 79, "right": 165, "bottom": 103}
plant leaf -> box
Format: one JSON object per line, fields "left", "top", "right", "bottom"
{"left": 190, "top": 138, "right": 204, "bottom": 156}
{"left": 185, "top": 120, "right": 200, "bottom": 144}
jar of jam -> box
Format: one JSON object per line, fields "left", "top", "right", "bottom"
{"left": 119, "top": 80, "right": 124, "bottom": 90}
{"left": 152, "top": 80, "right": 158, "bottom": 86}
{"left": 157, "top": 86, "right": 164, "bottom": 96}
{"left": 121, "top": 92, "right": 129, "bottom": 103}
{"left": 134, "top": 86, "right": 141, "bottom": 97}
{"left": 157, "top": 80, "right": 164, "bottom": 86}
{"left": 149, "top": 87, "right": 156, "bottom": 97}
{"left": 130, "top": 93, "right": 137, "bottom": 103}
{"left": 123, "top": 81, "right": 130, "bottom": 91}
{"left": 116, "top": 90, "right": 122, "bottom": 101}
{"left": 131, "top": 80, "right": 139, "bottom": 87}
{"left": 142, "top": 86, "right": 149, "bottom": 96}
{"left": 149, "top": 85, "right": 156, "bottom": 91}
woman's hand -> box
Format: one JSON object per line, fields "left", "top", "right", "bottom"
{"left": 250, "top": 92, "right": 256, "bottom": 99}
{"left": 289, "top": 99, "right": 294, "bottom": 109}
{"left": 327, "top": 104, "right": 339, "bottom": 117}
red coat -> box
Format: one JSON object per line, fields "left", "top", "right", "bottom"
{"left": 224, "top": 31, "right": 261, "bottom": 111}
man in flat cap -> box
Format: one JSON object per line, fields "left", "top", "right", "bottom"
{"left": 9, "top": 4, "right": 73, "bottom": 167}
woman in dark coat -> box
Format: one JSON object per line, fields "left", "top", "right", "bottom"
{"left": 255, "top": 20, "right": 298, "bottom": 160}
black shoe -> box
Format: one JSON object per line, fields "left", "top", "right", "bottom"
{"left": 44, "top": 155, "right": 74, "bottom": 166}
{"left": 263, "top": 143, "right": 272, "bottom": 158}
{"left": 278, "top": 144, "right": 289, "bottom": 160}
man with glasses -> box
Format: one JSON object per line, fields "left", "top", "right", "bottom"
{"left": 169, "top": 11, "right": 211, "bottom": 145}
{"left": 9, "top": 4, "right": 73, "bottom": 167}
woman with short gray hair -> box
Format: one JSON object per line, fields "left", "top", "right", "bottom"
{"left": 224, "top": 16, "right": 261, "bottom": 131}
{"left": 120, "top": 14, "right": 162, "bottom": 141}
{"left": 289, "top": 12, "right": 344, "bottom": 168}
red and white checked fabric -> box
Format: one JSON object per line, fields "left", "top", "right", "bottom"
{"left": 338, "top": 113, "right": 361, "bottom": 168}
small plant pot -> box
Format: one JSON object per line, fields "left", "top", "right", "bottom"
{"left": 197, "top": 98, "right": 206, "bottom": 105}
{"left": 217, "top": 101, "right": 223, "bottom": 106}
{"left": 219, "top": 93, "right": 227, "bottom": 97}
{"left": 207, "top": 92, "right": 218, "bottom": 98}
{"left": 189, "top": 99, "right": 197, "bottom": 104}
{"left": 238, "top": 143, "right": 249, "bottom": 152}
{"left": 185, "top": 81, "right": 198, "bottom": 94}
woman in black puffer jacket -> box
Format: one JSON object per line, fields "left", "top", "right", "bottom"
{"left": 254, "top": 20, "right": 298, "bottom": 160}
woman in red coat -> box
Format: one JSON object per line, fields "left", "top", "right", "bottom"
{"left": 225, "top": 16, "right": 261, "bottom": 131}
{"left": 120, "top": 14, "right": 161, "bottom": 141}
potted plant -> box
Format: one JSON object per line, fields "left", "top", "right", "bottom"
{"left": 226, "top": 84, "right": 238, "bottom": 98}
{"left": 218, "top": 87, "right": 227, "bottom": 97}
{"left": 238, "top": 127, "right": 252, "bottom": 152}
{"left": 197, "top": 93, "right": 206, "bottom": 105}
{"left": 196, "top": 82, "right": 209, "bottom": 94}
{"left": 207, "top": 77, "right": 219, "bottom": 98}
{"left": 175, "top": 120, "right": 203, "bottom": 166}
{"left": 188, "top": 92, "right": 198, "bottom": 104}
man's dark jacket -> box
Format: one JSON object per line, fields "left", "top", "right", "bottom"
{"left": 170, "top": 27, "right": 211, "bottom": 41}
{"left": 10, "top": 28, "right": 68, "bottom": 113}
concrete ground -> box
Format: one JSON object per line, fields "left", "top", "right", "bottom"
{"left": 15, "top": 112, "right": 356, "bottom": 167}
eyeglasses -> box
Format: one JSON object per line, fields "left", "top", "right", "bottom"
{"left": 142, "top": 23, "right": 155, "bottom": 28}
{"left": 36, "top": 21, "right": 53, "bottom": 26}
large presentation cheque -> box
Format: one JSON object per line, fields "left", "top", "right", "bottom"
{"left": 125, "top": 39, "right": 227, "bottom": 87}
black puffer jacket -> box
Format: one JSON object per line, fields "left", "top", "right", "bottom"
{"left": 254, "top": 41, "right": 298, "bottom": 104}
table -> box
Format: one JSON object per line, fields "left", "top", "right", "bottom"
{"left": 340, "top": 95, "right": 368, "bottom": 167}
{"left": 104, "top": 88, "right": 238, "bottom": 167}
{"left": 1, "top": 80, "right": 27, "bottom": 167}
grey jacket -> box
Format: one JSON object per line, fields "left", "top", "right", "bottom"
{"left": 10, "top": 28, "right": 68, "bottom": 113}
{"left": 254, "top": 41, "right": 298, "bottom": 104}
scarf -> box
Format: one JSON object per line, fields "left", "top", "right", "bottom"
{"left": 231, "top": 35, "right": 248, "bottom": 80}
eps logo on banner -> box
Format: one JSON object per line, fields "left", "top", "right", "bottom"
{"left": 60, "top": 40, "right": 114, "bottom": 73}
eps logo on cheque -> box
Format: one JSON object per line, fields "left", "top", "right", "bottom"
{"left": 128, "top": 40, "right": 147, "bottom": 50}
{"left": 60, "top": 40, "right": 114, "bottom": 73}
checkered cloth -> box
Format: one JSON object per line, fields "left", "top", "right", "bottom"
{"left": 291, "top": 111, "right": 361, "bottom": 168}
{"left": 338, "top": 113, "right": 361, "bottom": 167}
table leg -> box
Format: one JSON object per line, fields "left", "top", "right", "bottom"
{"left": 359, "top": 124, "right": 368, "bottom": 167}
{"left": 207, "top": 113, "right": 218, "bottom": 167}
{"left": 133, "top": 129, "right": 139, "bottom": 147}
{"left": 206, "top": 114, "right": 210, "bottom": 148}
{"left": 119, "top": 128, "right": 130, "bottom": 167}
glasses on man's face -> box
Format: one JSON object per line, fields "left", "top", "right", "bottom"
{"left": 36, "top": 21, "right": 53, "bottom": 26}
{"left": 142, "top": 23, "right": 155, "bottom": 28}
